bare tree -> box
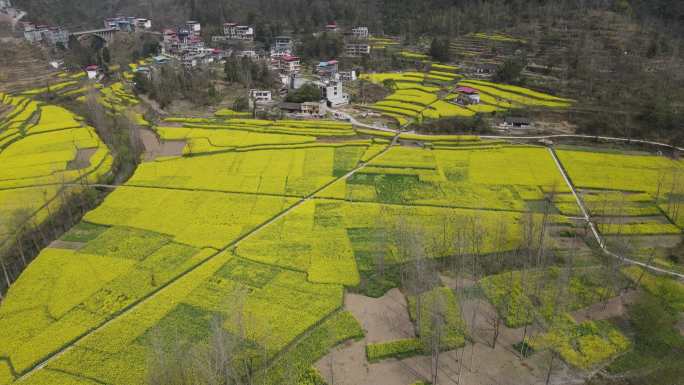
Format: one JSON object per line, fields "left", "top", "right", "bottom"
{"left": 423, "top": 290, "right": 446, "bottom": 385}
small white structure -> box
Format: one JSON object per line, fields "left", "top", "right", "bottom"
{"left": 249, "top": 89, "right": 272, "bottom": 103}
{"left": 85, "top": 65, "right": 99, "bottom": 80}
{"left": 186, "top": 20, "right": 201, "bottom": 34}
{"left": 271, "top": 36, "right": 293, "bottom": 58}
{"left": 502, "top": 117, "right": 532, "bottom": 129}
{"left": 323, "top": 81, "right": 349, "bottom": 107}
{"left": 105, "top": 16, "right": 151, "bottom": 31}
{"left": 351, "top": 26, "right": 369, "bottom": 40}
{"left": 220, "top": 22, "right": 254, "bottom": 41}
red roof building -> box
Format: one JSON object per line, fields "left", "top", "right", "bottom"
{"left": 456, "top": 86, "right": 479, "bottom": 95}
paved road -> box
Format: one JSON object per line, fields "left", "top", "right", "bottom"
{"left": 332, "top": 109, "right": 404, "bottom": 132}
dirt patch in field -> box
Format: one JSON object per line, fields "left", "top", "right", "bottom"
{"left": 316, "top": 290, "right": 423, "bottom": 385}
{"left": 411, "top": 298, "right": 587, "bottom": 385}
{"left": 66, "top": 148, "right": 97, "bottom": 170}
{"left": 140, "top": 128, "right": 186, "bottom": 161}
{"left": 345, "top": 289, "right": 415, "bottom": 343}
{"left": 318, "top": 291, "right": 586, "bottom": 385}
{"left": 571, "top": 290, "right": 639, "bottom": 323}
{"left": 677, "top": 313, "right": 684, "bottom": 336}
{"left": 48, "top": 240, "right": 85, "bottom": 250}
{"left": 316, "top": 339, "right": 424, "bottom": 385}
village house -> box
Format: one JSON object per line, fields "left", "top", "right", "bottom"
{"left": 22, "top": 22, "right": 69, "bottom": 47}
{"left": 270, "top": 36, "right": 294, "bottom": 58}
{"left": 275, "top": 54, "right": 301, "bottom": 74}
{"left": 316, "top": 60, "right": 339, "bottom": 79}
{"left": 351, "top": 26, "right": 369, "bottom": 40}
{"left": 249, "top": 89, "right": 272, "bottom": 103}
{"left": 474, "top": 63, "right": 498, "bottom": 76}
{"left": 502, "top": 117, "right": 532, "bottom": 129}
{"left": 455, "top": 86, "right": 480, "bottom": 104}
{"left": 345, "top": 42, "right": 371, "bottom": 57}
{"left": 162, "top": 21, "right": 214, "bottom": 68}
{"left": 338, "top": 71, "right": 357, "bottom": 82}
{"left": 301, "top": 101, "right": 327, "bottom": 117}
{"left": 325, "top": 21, "right": 338, "bottom": 32}
{"left": 104, "top": 16, "right": 152, "bottom": 32}
{"left": 322, "top": 81, "right": 349, "bottom": 107}
{"left": 213, "top": 22, "right": 254, "bottom": 42}
{"left": 279, "top": 102, "right": 303, "bottom": 114}
{"left": 85, "top": 65, "right": 100, "bottom": 80}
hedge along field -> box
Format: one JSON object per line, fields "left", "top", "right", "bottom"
{"left": 0, "top": 95, "right": 113, "bottom": 246}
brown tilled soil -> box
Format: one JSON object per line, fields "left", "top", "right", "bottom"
{"left": 316, "top": 289, "right": 423, "bottom": 385}
{"left": 66, "top": 148, "right": 97, "bottom": 170}
{"left": 139, "top": 128, "right": 186, "bottom": 161}
{"left": 344, "top": 289, "right": 415, "bottom": 343}
{"left": 318, "top": 293, "right": 586, "bottom": 385}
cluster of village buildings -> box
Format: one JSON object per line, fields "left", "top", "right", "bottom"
{"left": 156, "top": 19, "right": 374, "bottom": 115}
{"left": 6, "top": 7, "right": 519, "bottom": 124}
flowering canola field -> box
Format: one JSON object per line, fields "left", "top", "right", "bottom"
{"left": 0, "top": 93, "right": 113, "bottom": 247}
{"left": 0, "top": 119, "right": 661, "bottom": 383}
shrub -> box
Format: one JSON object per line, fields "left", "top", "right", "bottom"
{"left": 366, "top": 338, "right": 423, "bottom": 362}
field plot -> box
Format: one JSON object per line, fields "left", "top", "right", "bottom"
{"left": 556, "top": 148, "right": 683, "bottom": 270}
{"left": 0, "top": 94, "right": 113, "bottom": 246}
{"left": 558, "top": 150, "right": 684, "bottom": 235}
{"left": 320, "top": 144, "right": 571, "bottom": 211}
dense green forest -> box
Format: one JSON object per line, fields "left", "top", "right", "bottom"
{"left": 14, "top": 0, "right": 684, "bottom": 36}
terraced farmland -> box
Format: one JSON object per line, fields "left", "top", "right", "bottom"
{"left": 0, "top": 93, "right": 113, "bottom": 249}
{"left": 359, "top": 65, "right": 573, "bottom": 126}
